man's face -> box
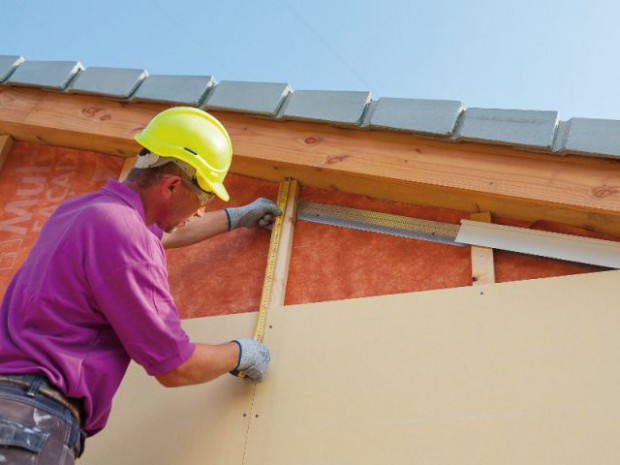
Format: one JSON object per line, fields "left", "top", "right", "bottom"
{"left": 158, "top": 177, "right": 212, "bottom": 233}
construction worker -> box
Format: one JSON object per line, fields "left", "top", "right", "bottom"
{"left": 0, "top": 107, "right": 279, "bottom": 464}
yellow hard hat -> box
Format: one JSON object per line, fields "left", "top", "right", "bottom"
{"left": 134, "top": 107, "right": 233, "bottom": 201}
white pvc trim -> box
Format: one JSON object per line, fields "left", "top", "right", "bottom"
{"left": 456, "top": 220, "right": 620, "bottom": 269}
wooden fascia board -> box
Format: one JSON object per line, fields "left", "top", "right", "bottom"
{"left": 1, "top": 86, "right": 620, "bottom": 236}
{"left": 0, "top": 87, "right": 160, "bottom": 156}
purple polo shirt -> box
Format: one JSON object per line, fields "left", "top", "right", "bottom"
{"left": 0, "top": 179, "right": 195, "bottom": 435}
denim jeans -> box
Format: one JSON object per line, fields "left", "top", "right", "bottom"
{"left": 0, "top": 374, "right": 85, "bottom": 464}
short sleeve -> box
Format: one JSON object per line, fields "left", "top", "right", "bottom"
{"left": 90, "top": 259, "right": 195, "bottom": 376}
{"left": 83, "top": 202, "right": 193, "bottom": 376}
{"left": 148, "top": 223, "right": 164, "bottom": 240}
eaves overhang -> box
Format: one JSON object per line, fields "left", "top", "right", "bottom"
{"left": 1, "top": 55, "right": 619, "bottom": 237}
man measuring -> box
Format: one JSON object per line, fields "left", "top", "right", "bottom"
{"left": 0, "top": 107, "right": 278, "bottom": 464}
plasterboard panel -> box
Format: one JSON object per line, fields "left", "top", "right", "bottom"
{"left": 247, "top": 270, "right": 620, "bottom": 464}
{"left": 81, "top": 312, "right": 257, "bottom": 465}
{"left": 83, "top": 270, "right": 620, "bottom": 464}
{"left": 457, "top": 219, "right": 620, "bottom": 268}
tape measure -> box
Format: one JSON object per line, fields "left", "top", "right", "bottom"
{"left": 234, "top": 178, "right": 292, "bottom": 378}
{"left": 253, "top": 178, "right": 292, "bottom": 342}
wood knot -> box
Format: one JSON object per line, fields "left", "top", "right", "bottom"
{"left": 82, "top": 107, "right": 111, "bottom": 121}
{"left": 303, "top": 136, "right": 322, "bottom": 146}
{"left": 325, "top": 154, "right": 350, "bottom": 165}
{"left": 592, "top": 185, "right": 619, "bottom": 198}
{"left": 0, "top": 92, "right": 15, "bottom": 106}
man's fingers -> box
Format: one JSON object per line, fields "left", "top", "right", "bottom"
{"left": 258, "top": 215, "right": 274, "bottom": 230}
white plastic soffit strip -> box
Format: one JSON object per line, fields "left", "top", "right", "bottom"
{"left": 456, "top": 220, "right": 620, "bottom": 269}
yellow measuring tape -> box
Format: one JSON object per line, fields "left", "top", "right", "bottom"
{"left": 253, "top": 178, "right": 292, "bottom": 342}
{"left": 235, "top": 178, "right": 292, "bottom": 378}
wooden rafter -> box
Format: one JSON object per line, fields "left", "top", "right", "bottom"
{"left": 119, "top": 158, "right": 135, "bottom": 181}
{"left": 1, "top": 87, "right": 620, "bottom": 236}
{"left": 469, "top": 212, "right": 495, "bottom": 286}
{"left": 0, "top": 134, "right": 13, "bottom": 173}
{"left": 269, "top": 179, "right": 299, "bottom": 309}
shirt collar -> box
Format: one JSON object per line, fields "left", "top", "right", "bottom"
{"left": 101, "top": 179, "right": 147, "bottom": 223}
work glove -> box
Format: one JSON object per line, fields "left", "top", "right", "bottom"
{"left": 230, "top": 338, "right": 271, "bottom": 382}
{"left": 225, "top": 198, "right": 282, "bottom": 231}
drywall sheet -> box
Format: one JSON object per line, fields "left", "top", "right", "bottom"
{"left": 82, "top": 312, "right": 257, "bottom": 465}
{"left": 84, "top": 270, "right": 620, "bottom": 464}
{"left": 247, "top": 270, "right": 620, "bottom": 465}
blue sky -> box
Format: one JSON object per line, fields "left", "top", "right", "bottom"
{"left": 2, "top": 0, "right": 619, "bottom": 120}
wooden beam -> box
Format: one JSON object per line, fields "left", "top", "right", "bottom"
{"left": 119, "top": 157, "right": 135, "bottom": 181}
{"left": 229, "top": 156, "right": 620, "bottom": 238}
{"left": 269, "top": 179, "right": 299, "bottom": 309}
{"left": 0, "top": 87, "right": 160, "bottom": 157}
{"left": 0, "top": 134, "right": 13, "bottom": 173}
{"left": 1, "top": 87, "right": 620, "bottom": 236}
{"left": 469, "top": 212, "right": 495, "bottom": 286}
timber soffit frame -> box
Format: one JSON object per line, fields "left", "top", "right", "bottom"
{"left": 1, "top": 55, "right": 620, "bottom": 237}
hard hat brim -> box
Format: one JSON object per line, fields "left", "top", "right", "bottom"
{"left": 202, "top": 179, "right": 230, "bottom": 202}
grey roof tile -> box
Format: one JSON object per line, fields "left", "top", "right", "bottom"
{"left": 360, "top": 100, "right": 378, "bottom": 127}
{"left": 0, "top": 55, "right": 24, "bottom": 82}
{"left": 6, "top": 54, "right": 620, "bottom": 163}
{"left": 552, "top": 120, "right": 569, "bottom": 153}
{"left": 6, "top": 60, "right": 81, "bottom": 89}
{"left": 131, "top": 74, "right": 214, "bottom": 105}
{"left": 68, "top": 67, "right": 147, "bottom": 98}
{"left": 204, "top": 81, "right": 291, "bottom": 116}
{"left": 557, "top": 118, "right": 620, "bottom": 158}
{"left": 458, "top": 108, "right": 558, "bottom": 149}
{"left": 369, "top": 97, "right": 463, "bottom": 136}
{"left": 280, "top": 90, "right": 371, "bottom": 125}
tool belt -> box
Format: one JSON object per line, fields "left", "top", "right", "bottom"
{"left": 0, "top": 375, "right": 83, "bottom": 426}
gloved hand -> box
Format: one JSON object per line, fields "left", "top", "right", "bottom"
{"left": 230, "top": 338, "right": 271, "bottom": 381}
{"left": 225, "top": 198, "right": 282, "bottom": 230}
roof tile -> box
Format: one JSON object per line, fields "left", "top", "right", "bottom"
{"left": 558, "top": 118, "right": 620, "bottom": 158}
{"left": 280, "top": 90, "right": 371, "bottom": 125}
{"left": 204, "top": 81, "right": 291, "bottom": 116}
{"left": 0, "top": 55, "right": 24, "bottom": 82}
{"left": 5, "top": 54, "right": 620, "bottom": 163}
{"left": 369, "top": 97, "right": 463, "bottom": 136}
{"left": 68, "top": 67, "right": 147, "bottom": 98}
{"left": 6, "top": 60, "right": 81, "bottom": 89}
{"left": 131, "top": 74, "right": 214, "bottom": 106}
{"left": 458, "top": 108, "right": 558, "bottom": 149}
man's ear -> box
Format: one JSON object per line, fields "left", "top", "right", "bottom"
{"left": 161, "top": 175, "right": 182, "bottom": 197}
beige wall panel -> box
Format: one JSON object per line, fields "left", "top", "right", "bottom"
{"left": 85, "top": 270, "right": 620, "bottom": 464}
{"left": 249, "top": 270, "right": 620, "bottom": 465}
{"left": 82, "top": 313, "right": 257, "bottom": 465}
